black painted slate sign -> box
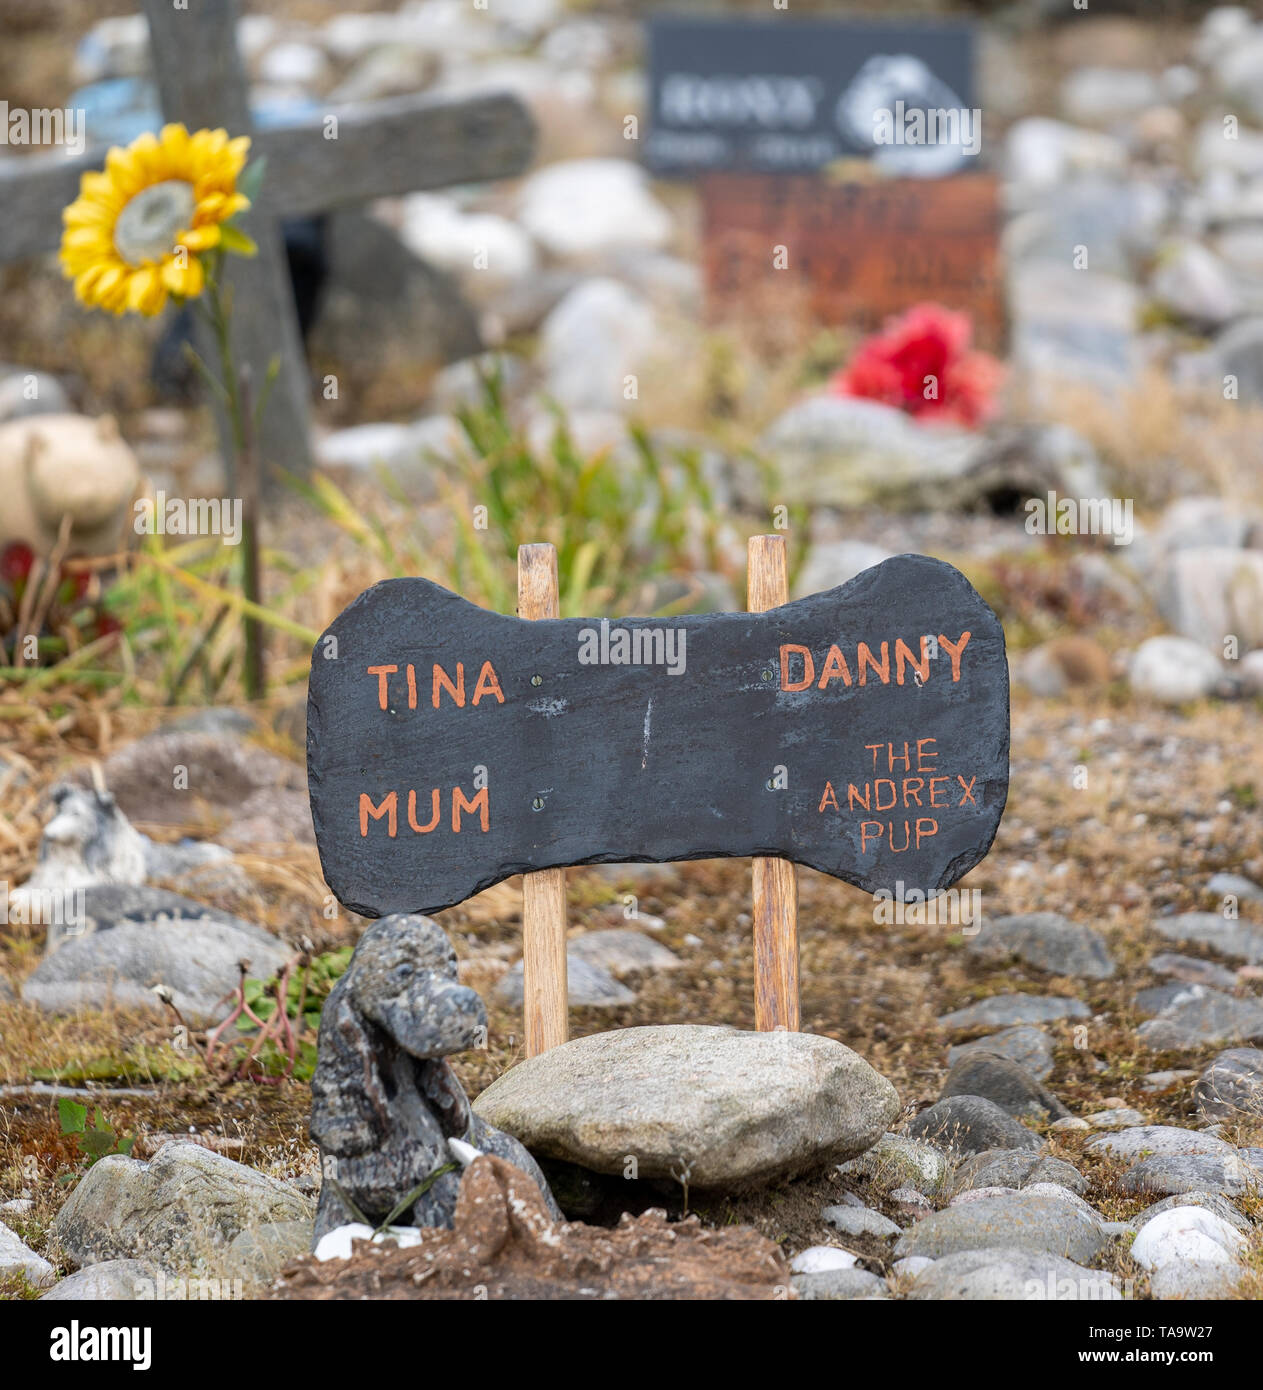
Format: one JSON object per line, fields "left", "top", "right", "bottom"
{"left": 307, "top": 555, "right": 1009, "bottom": 918}
{"left": 645, "top": 14, "right": 977, "bottom": 178}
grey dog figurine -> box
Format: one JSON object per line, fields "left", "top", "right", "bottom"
{"left": 309, "top": 913, "right": 560, "bottom": 1242}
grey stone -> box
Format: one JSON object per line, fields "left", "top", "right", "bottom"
{"left": 516, "top": 158, "right": 672, "bottom": 263}
{"left": 1150, "top": 241, "right": 1238, "bottom": 326}
{"left": 21, "top": 887, "right": 291, "bottom": 1027}
{"left": 1129, "top": 636, "right": 1225, "bottom": 705}
{"left": 1126, "top": 1191, "right": 1250, "bottom": 1235}
{"left": 0, "top": 370, "right": 71, "bottom": 422}
{"left": 222, "top": 1220, "right": 313, "bottom": 1286}
{"left": 1148, "top": 954, "right": 1239, "bottom": 991}
{"left": 794, "top": 541, "right": 894, "bottom": 600}
{"left": 1118, "top": 1154, "right": 1252, "bottom": 1198}
{"left": 311, "top": 916, "right": 560, "bottom": 1241}
{"left": 1137, "top": 987, "right": 1263, "bottom": 1049}
{"left": 1135, "top": 982, "right": 1201, "bottom": 1016}
{"left": 82, "top": 730, "right": 305, "bottom": 829}
{"left": 894, "top": 1192, "right": 1107, "bottom": 1264}
{"left": 495, "top": 955, "right": 635, "bottom": 1008}
{"left": 1061, "top": 67, "right": 1161, "bottom": 125}
{"left": 822, "top": 1205, "right": 901, "bottom": 1239}
{"left": 565, "top": 928, "right": 682, "bottom": 976}
{"left": 40, "top": 1259, "right": 158, "bottom": 1300}
{"left": 1150, "top": 913, "right": 1263, "bottom": 964}
{"left": 0, "top": 1221, "right": 55, "bottom": 1289}
{"left": 938, "top": 995, "right": 1090, "bottom": 1030}
{"left": 968, "top": 912, "right": 1115, "bottom": 980}
{"left": 947, "top": 1026, "right": 1055, "bottom": 1081}
{"left": 1086, "top": 1125, "right": 1237, "bottom": 1162}
{"left": 950, "top": 1149, "right": 1086, "bottom": 1197}
{"left": 940, "top": 1053, "right": 1070, "bottom": 1121}
{"left": 51, "top": 1142, "right": 313, "bottom": 1271}
{"left": 1210, "top": 316, "right": 1263, "bottom": 406}
{"left": 1153, "top": 496, "right": 1255, "bottom": 555}
{"left": 908, "top": 1246, "right": 1121, "bottom": 1300}
{"left": 836, "top": 1133, "right": 948, "bottom": 1196}
{"left": 1083, "top": 1108, "right": 1146, "bottom": 1129}
{"left": 792, "top": 1268, "right": 887, "bottom": 1300}
{"left": 906, "top": 1096, "right": 1043, "bottom": 1156}
{"left": 760, "top": 395, "right": 978, "bottom": 510}
{"left": 473, "top": 1024, "right": 900, "bottom": 1188}
{"left": 1206, "top": 872, "right": 1263, "bottom": 903}
{"left": 1194, "top": 1048, "right": 1263, "bottom": 1119}
{"left": 1150, "top": 1259, "right": 1245, "bottom": 1300}
{"left": 538, "top": 278, "right": 656, "bottom": 413}
{"left": 1162, "top": 548, "right": 1263, "bottom": 656}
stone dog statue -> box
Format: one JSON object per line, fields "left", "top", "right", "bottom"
{"left": 310, "top": 914, "right": 560, "bottom": 1242}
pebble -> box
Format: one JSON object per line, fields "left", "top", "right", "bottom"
{"left": 949, "top": 1149, "right": 1087, "bottom": 1197}
{"left": 1137, "top": 987, "right": 1263, "bottom": 1049}
{"left": 1194, "top": 1047, "right": 1263, "bottom": 1118}
{"left": 1086, "top": 1124, "right": 1236, "bottom": 1161}
{"left": 791, "top": 1268, "right": 887, "bottom": 1300}
{"left": 40, "top": 1259, "right": 159, "bottom": 1301}
{"left": 906, "top": 1095, "right": 1044, "bottom": 1156}
{"left": 1119, "top": 1153, "right": 1250, "bottom": 1198}
{"left": 1150, "top": 913, "right": 1263, "bottom": 964}
{"left": 821, "top": 1205, "right": 901, "bottom": 1239}
{"left": 495, "top": 955, "right": 635, "bottom": 1008}
{"left": 1149, "top": 1259, "right": 1245, "bottom": 1299}
{"left": 1206, "top": 872, "right": 1263, "bottom": 903}
{"left": 967, "top": 912, "right": 1116, "bottom": 979}
{"left": 0, "top": 1222, "right": 55, "bottom": 1290}
{"left": 1147, "top": 953, "right": 1239, "bottom": 990}
{"left": 1130, "top": 1205, "right": 1244, "bottom": 1271}
{"left": 52, "top": 1141, "right": 313, "bottom": 1270}
{"left": 940, "top": 1053, "right": 1070, "bottom": 1120}
{"left": 937, "top": 994, "right": 1090, "bottom": 1030}
{"left": 1082, "top": 1107, "right": 1146, "bottom": 1129}
{"left": 565, "top": 929, "right": 682, "bottom": 975}
{"left": 895, "top": 1191, "right": 1108, "bottom": 1264}
{"left": 946, "top": 1025, "right": 1055, "bottom": 1081}
{"left": 790, "top": 1245, "right": 858, "bottom": 1274}
{"left": 1127, "top": 1190, "right": 1250, "bottom": 1234}
{"left": 908, "top": 1247, "right": 1122, "bottom": 1301}
{"left": 836, "top": 1133, "right": 948, "bottom": 1196}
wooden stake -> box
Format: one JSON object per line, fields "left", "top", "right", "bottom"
{"left": 517, "top": 544, "right": 568, "bottom": 1056}
{"left": 747, "top": 535, "right": 800, "bottom": 1033}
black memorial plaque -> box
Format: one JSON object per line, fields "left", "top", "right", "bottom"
{"left": 646, "top": 14, "right": 977, "bottom": 178}
{"left": 307, "top": 555, "right": 1009, "bottom": 917}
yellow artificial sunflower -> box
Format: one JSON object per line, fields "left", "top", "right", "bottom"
{"left": 60, "top": 123, "right": 256, "bottom": 317}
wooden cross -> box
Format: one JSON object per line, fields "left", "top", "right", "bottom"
{"left": 0, "top": 0, "right": 534, "bottom": 480}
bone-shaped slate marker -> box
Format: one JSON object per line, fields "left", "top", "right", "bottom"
{"left": 307, "top": 553, "right": 1010, "bottom": 918}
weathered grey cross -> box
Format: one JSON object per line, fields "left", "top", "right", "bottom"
{"left": 0, "top": 0, "right": 534, "bottom": 479}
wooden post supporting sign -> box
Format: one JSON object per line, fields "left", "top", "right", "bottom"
{"left": 517, "top": 544, "right": 569, "bottom": 1057}
{"left": 747, "top": 536, "right": 800, "bottom": 1033}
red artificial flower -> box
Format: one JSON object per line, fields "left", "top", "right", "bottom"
{"left": 1, "top": 541, "right": 35, "bottom": 586}
{"left": 830, "top": 302, "right": 1003, "bottom": 428}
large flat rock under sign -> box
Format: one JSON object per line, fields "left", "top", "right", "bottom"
{"left": 470, "top": 1024, "right": 900, "bottom": 1188}
{"left": 308, "top": 553, "right": 1009, "bottom": 916}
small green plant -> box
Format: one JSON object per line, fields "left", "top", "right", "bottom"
{"left": 57, "top": 1097, "right": 134, "bottom": 1174}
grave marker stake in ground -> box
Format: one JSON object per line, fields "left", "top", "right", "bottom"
{"left": 747, "top": 535, "right": 800, "bottom": 1032}
{"left": 517, "top": 543, "right": 569, "bottom": 1057}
